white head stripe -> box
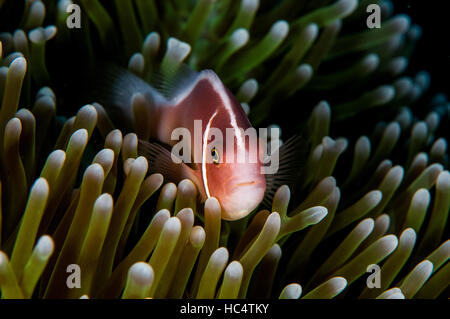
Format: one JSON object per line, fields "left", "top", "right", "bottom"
{"left": 202, "top": 111, "right": 218, "bottom": 198}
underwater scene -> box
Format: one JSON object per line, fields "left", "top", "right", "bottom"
{"left": 0, "top": 0, "right": 448, "bottom": 301}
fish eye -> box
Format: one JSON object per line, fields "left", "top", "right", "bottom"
{"left": 211, "top": 147, "right": 220, "bottom": 164}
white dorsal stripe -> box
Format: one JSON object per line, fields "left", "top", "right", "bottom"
{"left": 202, "top": 111, "right": 218, "bottom": 198}
{"left": 168, "top": 70, "right": 245, "bottom": 149}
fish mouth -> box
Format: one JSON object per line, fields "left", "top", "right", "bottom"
{"left": 220, "top": 180, "right": 266, "bottom": 221}
{"left": 235, "top": 181, "right": 257, "bottom": 187}
{"left": 234, "top": 178, "right": 266, "bottom": 188}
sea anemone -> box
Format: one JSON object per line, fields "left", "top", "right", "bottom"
{"left": 0, "top": 0, "right": 448, "bottom": 299}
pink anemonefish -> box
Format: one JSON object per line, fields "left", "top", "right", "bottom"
{"left": 88, "top": 65, "right": 302, "bottom": 221}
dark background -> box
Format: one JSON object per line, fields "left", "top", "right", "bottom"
{"left": 398, "top": 1, "right": 449, "bottom": 97}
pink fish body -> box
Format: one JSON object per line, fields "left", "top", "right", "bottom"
{"left": 98, "top": 67, "right": 268, "bottom": 220}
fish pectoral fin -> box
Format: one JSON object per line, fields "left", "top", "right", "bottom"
{"left": 138, "top": 139, "right": 198, "bottom": 184}
{"left": 262, "top": 135, "right": 306, "bottom": 208}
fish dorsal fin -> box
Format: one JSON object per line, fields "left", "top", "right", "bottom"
{"left": 89, "top": 63, "right": 166, "bottom": 106}
{"left": 262, "top": 135, "right": 306, "bottom": 208}
{"left": 150, "top": 63, "right": 200, "bottom": 102}
{"left": 84, "top": 63, "right": 166, "bottom": 131}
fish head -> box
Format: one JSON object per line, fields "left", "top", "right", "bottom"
{"left": 163, "top": 68, "right": 268, "bottom": 220}
{"left": 197, "top": 74, "right": 267, "bottom": 220}
{"left": 202, "top": 145, "right": 267, "bottom": 221}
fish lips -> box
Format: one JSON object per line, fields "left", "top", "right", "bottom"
{"left": 219, "top": 179, "right": 266, "bottom": 221}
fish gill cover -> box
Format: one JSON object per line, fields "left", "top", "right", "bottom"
{"left": 0, "top": 0, "right": 448, "bottom": 299}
